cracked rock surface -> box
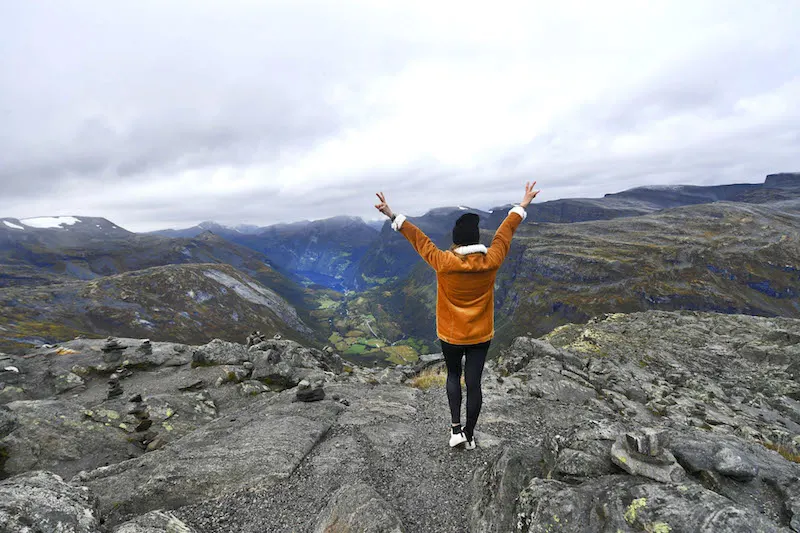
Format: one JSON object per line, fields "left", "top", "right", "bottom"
{"left": 0, "top": 310, "right": 799, "bottom": 532}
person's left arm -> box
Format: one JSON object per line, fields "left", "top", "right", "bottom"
{"left": 374, "top": 192, "right": 448, "bottom": 271}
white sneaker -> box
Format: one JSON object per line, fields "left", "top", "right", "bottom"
{"left": 464, "top": 436, "right": 476, "bottom": 450}
{"left": 449, "top": 430, "right": 467, "bottom": 447}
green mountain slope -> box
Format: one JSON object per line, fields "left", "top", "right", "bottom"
{"left": 0, "top": 263, "right": 314, "bottom": 353}
{"left": 343, "top": 199, "right": 800, "bottom": 358}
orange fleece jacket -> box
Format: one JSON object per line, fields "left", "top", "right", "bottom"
{"left": 392, "top": 206, "right": 527, "bottom": 345}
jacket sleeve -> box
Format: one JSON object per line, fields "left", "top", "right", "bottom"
{"left": 486, "top": 205, "right": 527, "bottom": 269}
{"left": 391, "top": 215, "right": 448, "bottom": 271}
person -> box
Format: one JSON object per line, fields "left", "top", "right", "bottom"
{"left": 374, "top": 182, "right": 540, "bottom": 449}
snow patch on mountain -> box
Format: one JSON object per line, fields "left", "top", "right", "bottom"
{"left": 2, "top": 220, "right": 24, "bottom": 230}
{"left": 204, "top": 269, "right": 283, "bottom": 308}
{"left": 203, "top": 269, "right": 310, "bottom": 333}
{"left": 21, "top": 216, "right": 81, "bottom": 228}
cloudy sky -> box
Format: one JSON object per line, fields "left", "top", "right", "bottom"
{"left": 1, "top": 0, "right": 799, "bottom": 232}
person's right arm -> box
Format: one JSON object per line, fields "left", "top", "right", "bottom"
{"left": 374, "top": 191, "right": 448, "bottom": 271}
{"left": 486, "top": 181, "right": 539, "bottom": 268}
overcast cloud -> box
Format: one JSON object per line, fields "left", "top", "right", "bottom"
{"left": 1, "top": 0, "right": 798, "bottom": 231}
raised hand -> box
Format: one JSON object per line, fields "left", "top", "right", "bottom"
{"left": 520, "top": 181, "right": 540, "bottom": 208}
{"left": 374, "top": 192, "right": 394, "bottom": 219}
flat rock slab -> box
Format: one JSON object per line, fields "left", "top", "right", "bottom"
{"left": 611, "top": 434, "right": 686, "bottom": 483}
{"left": 0, "top": 470, "right": 101, "bottom": 533}
{"left": 469, "top": 445, "right": 541, "bottom": 533}
{"left": 1, "top": 399, "right": 141, "bottom": 478}
{"left": 313, "top": 482, "right": 405, "bottom": 533}
{"left": 515, "top": 476, "right": 787, "bottom": 533}
{"left": 113, "top": 510, "right": 196, "bottom": 532}
{"left": 74, "top": 394, "right": 342, "bottom": 526}
{"left": 474, "top": 430, "right": 504, "bottom": 449}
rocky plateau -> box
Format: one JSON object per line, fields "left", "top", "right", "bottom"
{"left": 0, "top": 310, "right": 799, "bottom": 532}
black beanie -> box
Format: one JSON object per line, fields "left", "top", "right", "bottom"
{"left": 452, "top": 213, "right": 480, "bottom": 245}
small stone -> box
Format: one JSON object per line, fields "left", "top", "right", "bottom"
{"left": 127, "top": 404, "right": 147, "bottom": 417}
{"left": 178, "top": 379, "right": 204, "bottom": 392}
{"left": 625, "top": 428, "right": 666, "bottom": 457}
{"left": 611, "top": 434, "right": 685, "bottom": 483}
{"left": 713, "top": 447, "right": 759, "bottom": 481}
{"left": 243, "top": 361, "right": 254, "bottom": 370}
{"left": 146, "top": 436, "right": 168, "bottom": 452}
{"left": 129, "top": 394, "right": 143, "bottom": 403}
{"left": 135, "top": 419, "right": 153, "bottom": 432}
{"left": 102, "top": 338, "right": 126, "bottom": 352}
{"left": 298, "top": 379, "right": 311, "bottom": 389}
{"left": 296, "top": 386, "right": 325, "bottom": 402}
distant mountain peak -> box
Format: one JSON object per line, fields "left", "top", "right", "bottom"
{"left": 765, "top": 172, "right": 800, "bottom": 188}
{"left": 1, "top": 216, "right": 130, "bottom": 234}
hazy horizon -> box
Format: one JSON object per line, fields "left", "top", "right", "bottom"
{"left": 2, "top": 1, "right": 799, "bottom": 232}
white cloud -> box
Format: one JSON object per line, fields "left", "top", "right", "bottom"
{"left": 0, "top": 0, "right": 798, "bottom": 231}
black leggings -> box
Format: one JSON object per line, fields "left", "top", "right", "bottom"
{"left": 440, "top": 339, "right": 490, "bottom": 438}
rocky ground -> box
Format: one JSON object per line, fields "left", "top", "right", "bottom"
{"left": 1, "top": 310, "right": 799, "bottom": 532}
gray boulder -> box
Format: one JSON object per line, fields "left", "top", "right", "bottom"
{"left": 541, "top": 420, "right": 626, "bottom": 479}
{"left": 0, "top": 406, "right": 16, "bottom": 438}
{"left": 713, "top": 447, "right": 759, "bottom": 482}
{"left": 192, "top": 339, "right": 250, "bottom": 366}
{"left": 113, "top": 510, "right": 196, "bottom": 532}
{"left": 313, "top": 482, "right": 405, "bottom": 533}
{"left": 1, "top": 399, "right": 141, "bottom": 478}
{"left": 0, "top": 470, "right": 101, "bottom": 533}
{"left": 468, "top": 446, "right": 541, "bottom": 533}
{"left": 611, "top": 433, "right": 686, "bottom": 483}
{"left": 74, "top": 394, "right": 342, "bottom": 527}
{"left": 787, "top": 359, "right": 800, "bottom": 383}
{"left": 514, "top": 476, "right": 787, "bottom": 532}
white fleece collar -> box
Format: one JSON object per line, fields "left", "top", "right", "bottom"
{"left": 453, "top": 244, "right": 487, "bottom": 255}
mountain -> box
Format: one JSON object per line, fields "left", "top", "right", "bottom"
{"left": 0, "top": 216, "right": 135, "bottom": 287}
{"left": 1, "top": 216, "right": 133, "bottom": 248}
{"left": 606, "top": 171, "right": 800, "bottom": 207}
{"left": 1, "top": 311, "right": 798, "bottom": 531}
{"left": 152, "top": 216, "right": 381, "bottom": 291}
{"left": 364, "top": 218, "right": 387, "bottom": 231}
{"left": 5, "top": 173, "right": 798, "bottom": 363}
{"left": 356, "top": 172, "right": 800, "bottom": 284}
{"left": 1, "top": 221, "right": 297, "bottom": 293}
{"left": 0, "top": 221, "right": 335, "bottom": 351}
{"left": 344, "top": 197, "right": 800, "bottom": 357}
{"left": 0, "top": 263, "right": 312, "bottom": 353}
{"left": 358, "top": 206, "right": 495, "bottom": 282}
{"left": 143, "top": 174, "right": 800, "bottom": 291}
{"left": 229, "top": 216, "right": 380, "bottom": 291}
{"left": 150, "top": 221, "right": 264, "bottom": 239}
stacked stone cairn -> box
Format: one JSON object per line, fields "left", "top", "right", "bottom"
{"left": 127, "top": 393, "right": 163, "bottom": 451}
{"left": 137, "top": 339, "right": 152, "bottom": 356}
{"left": 106, "top": 372, "right": 123, "bottom": 399}
{"left": 101, "top": 336, "right": 126, "bottom": 366}
{"left": 295, "top": 379, "right": 325, "bottom": 402}
{"left": 246, "top": 331, "right": 267, "bottom": 347}
{"left": 611, "top": 427, "right": 685, "bottom": 483}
